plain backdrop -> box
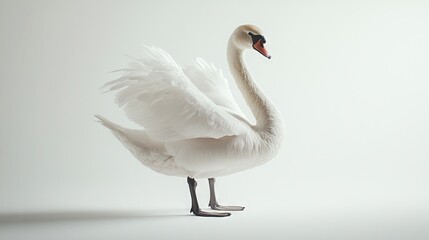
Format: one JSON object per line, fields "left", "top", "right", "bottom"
{"left": 1, "top": 0, "right": 428, "bottom": 239}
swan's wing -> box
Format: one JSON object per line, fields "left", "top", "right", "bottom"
{"left": 103, "top": 46, "right": 248, "bottom": 142}
{"left": 183, "top": 58, "right": 245, "bottom": 117}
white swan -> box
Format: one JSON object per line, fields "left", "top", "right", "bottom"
{"left": 96, "top": 24, "right": 284, "bottom": 217}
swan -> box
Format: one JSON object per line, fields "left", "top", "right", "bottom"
{"left": 96, "top": 24, "right": 284, "bottom": 217}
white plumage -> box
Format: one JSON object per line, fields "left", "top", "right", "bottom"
{"left": 97, "top": 24, "right": 284, "bottom": 182}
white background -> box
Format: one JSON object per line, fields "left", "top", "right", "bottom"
{"left": 1, "top": 0, "right": 428, "bottom": 239}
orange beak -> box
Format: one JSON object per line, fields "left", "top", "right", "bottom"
{"left": 253, "top": 40, "right": 271, "bottom": 59}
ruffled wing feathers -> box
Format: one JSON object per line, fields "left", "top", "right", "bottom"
{"left": 103, "top": 46, "right": 248, "bottom": 142}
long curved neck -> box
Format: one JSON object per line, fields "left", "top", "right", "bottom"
{"left": 227, "top": 38, "right": 282, "bottom": 133}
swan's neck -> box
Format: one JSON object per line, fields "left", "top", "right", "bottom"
{"left": 227, "top": 39, "right": 283, "bottom": 136}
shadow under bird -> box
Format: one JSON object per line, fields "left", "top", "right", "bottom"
{"left": 96, "top": 24, "right": 284, "bottom": 217}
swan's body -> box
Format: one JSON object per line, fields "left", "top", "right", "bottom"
{"left": 97, "top": 25, "right": 284, "bottom": 216}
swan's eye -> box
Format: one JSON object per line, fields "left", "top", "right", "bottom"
{"left": 248, "top": 32, "right": 266, "bottom": 45}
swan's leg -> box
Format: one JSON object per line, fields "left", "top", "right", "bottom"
{"left": 187, "top": 177, "right": 231, "bottom": 217}
{"left": 208, "top": 178, "right": 245, "bottom": 211}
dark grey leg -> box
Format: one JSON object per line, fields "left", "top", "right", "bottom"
{"left": 208, "top": 178, "right": 245, "bottom": 211}
{"left": 187, "top": 177, "right": 231, "bottom": 217}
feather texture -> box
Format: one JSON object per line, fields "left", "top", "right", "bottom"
{"left": 103, "top": 46, "right": 247, "bottom": 142}
{"left": 183, "top": 58, "right": 244, "bottom": 117}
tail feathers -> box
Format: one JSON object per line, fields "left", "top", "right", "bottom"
{"left": 94, "top": 115, "right": 187, "bottom": 176}
{"left": 95, "top": 114, "right": 154, "bottom": 148}
{"left": 95, "top": 114, "right": 124, "bottom": 135}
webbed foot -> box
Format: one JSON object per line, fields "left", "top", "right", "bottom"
{"left": 209, "top": 203, "right": 245, "bottom": 211}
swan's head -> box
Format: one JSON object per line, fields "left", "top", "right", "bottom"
{"left": 231, "top": 24, "right": 271, "bottom": 59}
